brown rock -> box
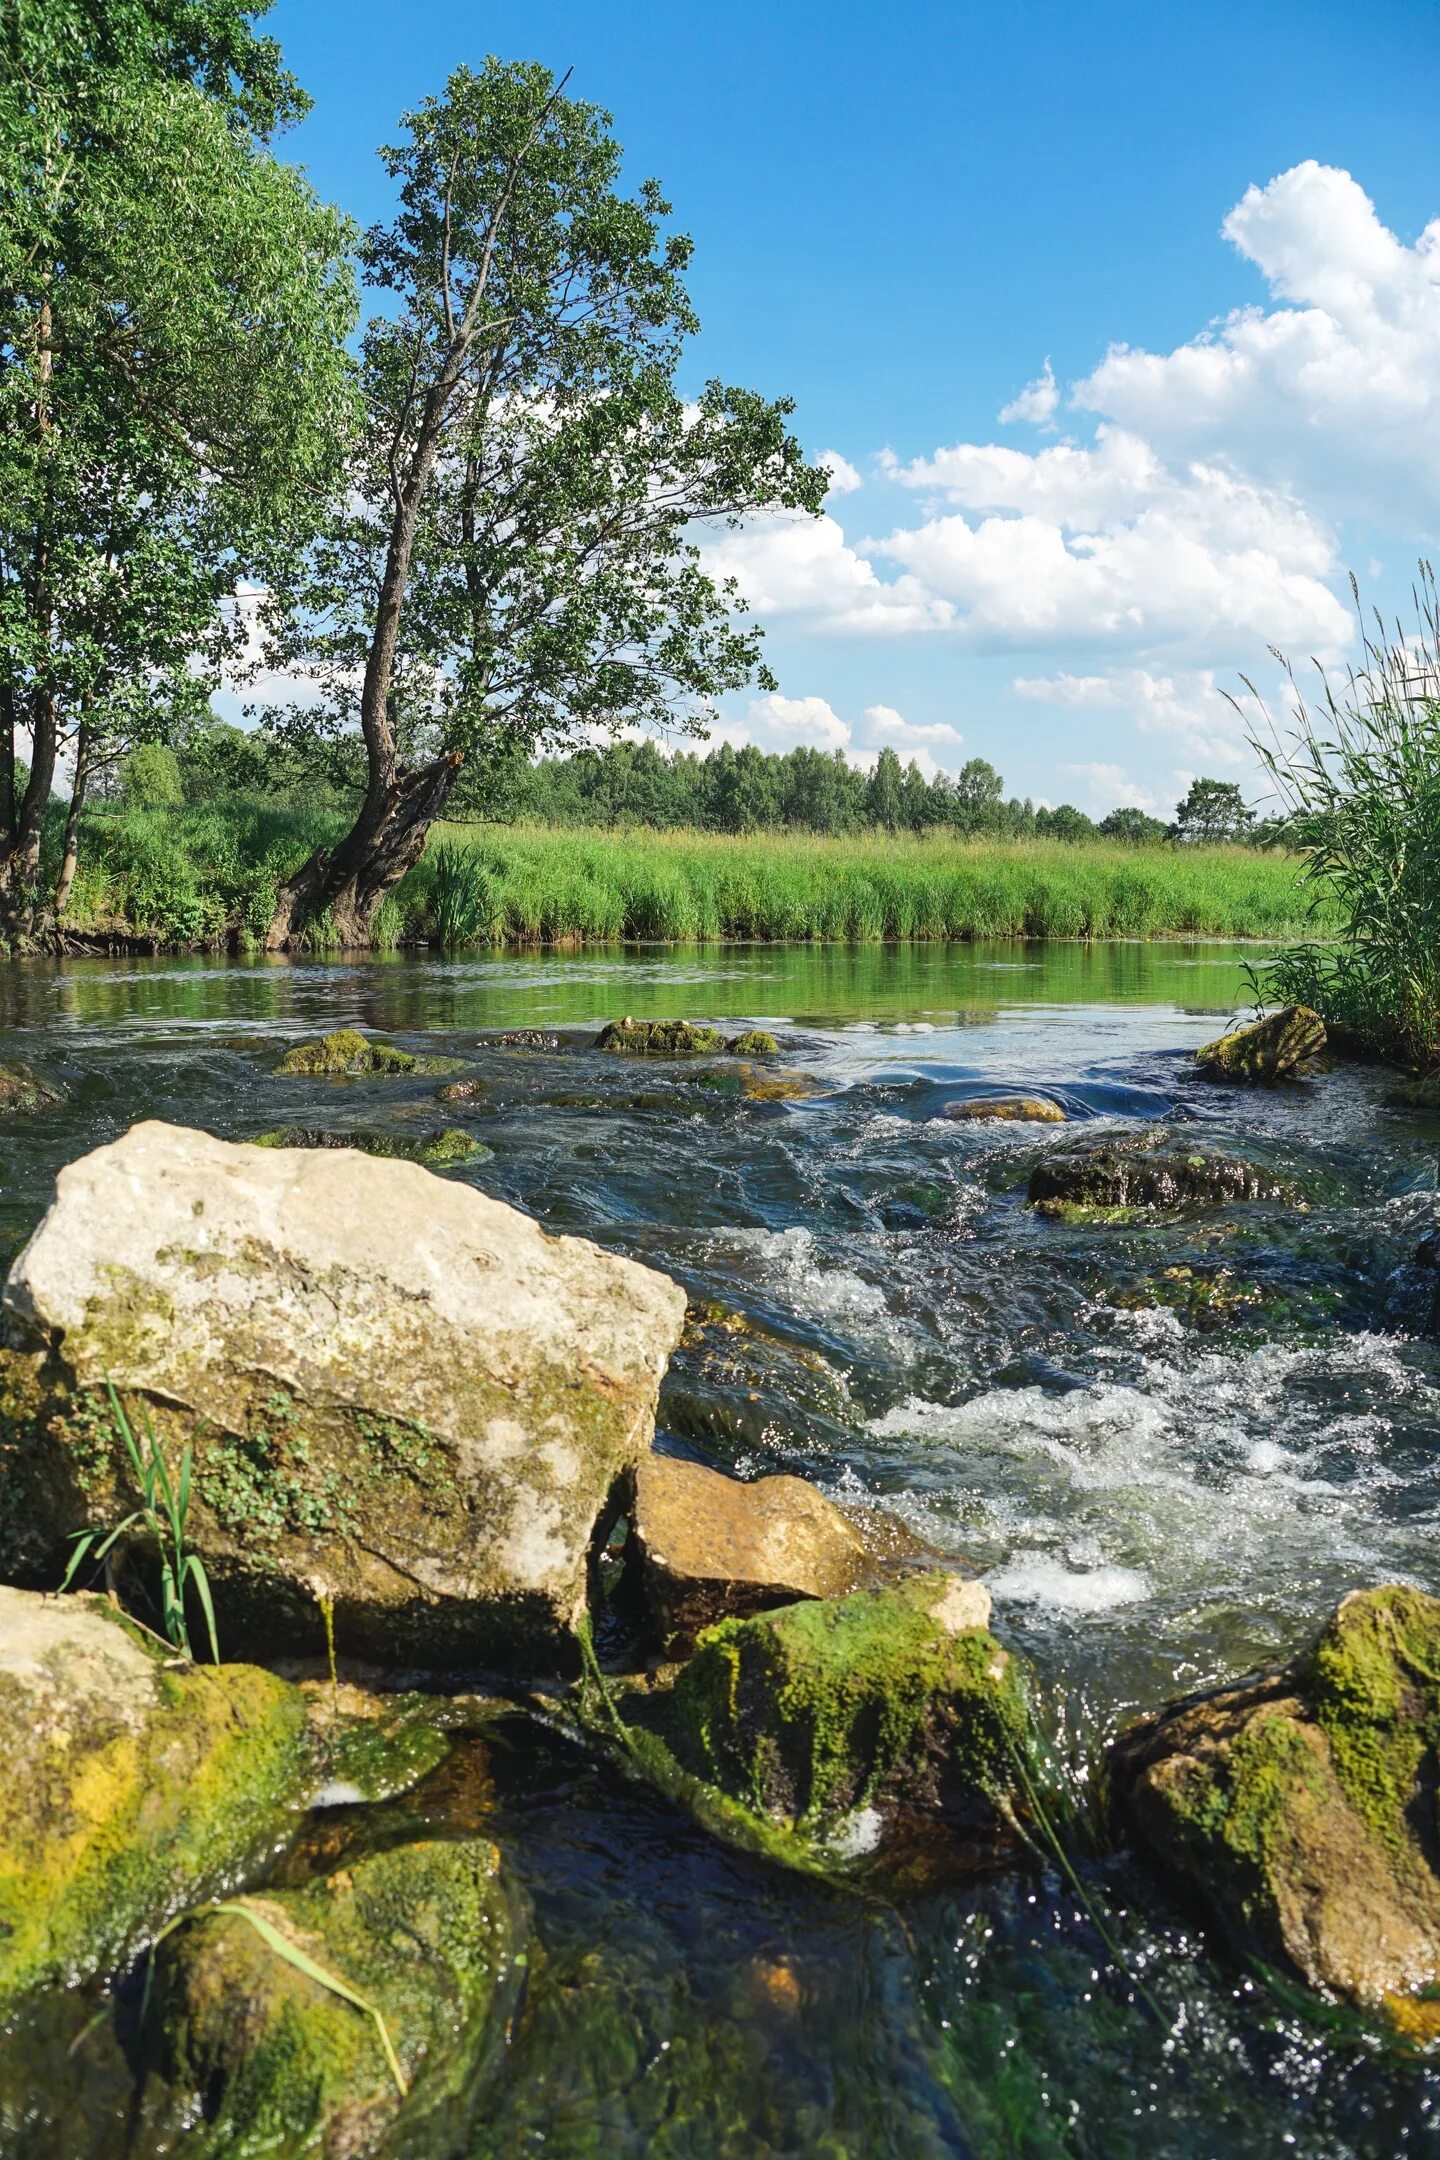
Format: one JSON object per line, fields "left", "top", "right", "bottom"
{"left": 1196, "top": 1004, "right": 1326, "bottom": 1082}
{"left": 632, "top": 1455, "right": 882, "bottom": 1655}
{"left": 944, "top": 1096, "right": 1066, "bottom": 1123}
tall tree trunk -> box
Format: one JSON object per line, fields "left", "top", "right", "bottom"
{"left": 54, "top": 716, "right": 90, "bottom": 919}
{"left": 266, "top": 749, "right": 461, "bottom": 949}
{"left": 0, "top": 682, "right": 16, "bottom": 857}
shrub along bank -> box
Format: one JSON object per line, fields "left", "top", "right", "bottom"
{"left": 51, "top": 805, "right": 1325, "bottom": 949}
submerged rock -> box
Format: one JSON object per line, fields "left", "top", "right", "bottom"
{"left": 630, "top": 1455, "right": 887, "bottom": 1656}
{"left": 618, "top": 1571, "right": 1030, "bottom": 1871}
{"left": 944, "top": 1095, "right": 1066, "bottom": 1124}
{"left": 1196, "top": 1005, "right": 1326, "bottom": 1083}
{"left": 0, "top": 1060, "right": 65, "bottom": 1116}
{"left": 598, "top": 1017, "right": 726, "bottom": 1056}
{"left": 435, "top": 1076, "right": 488, "bottom": 1104}
{"left": 250, "top": 1125, "right": 486, "bottom": 1166}
{"left": 1029, "top": 1133, "right": 1294, "bottom": 1215}
{"left": 274, "top": 1029, "right": 463, "bottom": 1078}
{"left": 0, "top": 1586, "right": 307, "bottom": 2012}
{"left": 1111, "top": 1586, "right": 1440, "bottom": 2022}
{"left": 1390, "top": 1072, "right": 1440, "bottom": 1113}
{"left": 727, "top": 1029, "right": 780, "bottom": 1057}
{"left": 487, "top": 1028, "right": 562, "bottom": 1051}
{"left": 151, "top": 1838, "right": 525, "bottom": 2157}
{"left": 2, "top": 1121, "right": 687, "bottom": 1669}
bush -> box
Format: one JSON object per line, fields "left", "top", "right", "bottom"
{"left": 120, "top": 743, "right": 185, "bottom": 810}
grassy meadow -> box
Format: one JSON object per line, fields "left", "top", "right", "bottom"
{"left": 55, "top": 801, "right": 1329, "bottom": 949}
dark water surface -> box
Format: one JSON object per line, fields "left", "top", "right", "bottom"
{"left": 3, "top": 942, "right": 1439, "bottom": 2157}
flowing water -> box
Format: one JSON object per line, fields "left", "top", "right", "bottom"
{"left": 2, "top": 941, "right": 1439, "bottom": 2157}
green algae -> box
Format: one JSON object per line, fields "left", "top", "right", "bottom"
{"left": 1309, "top": 1586, "right": 1440, "bottom": 1872}
{"left": 273, "top": 1029, "right": 463, "bottom": 1077}
{"left": 727, "top": 1028, "right": 780, "bottom": 1056}
{"left": 598, "top": 1018, "right": 726, "bottom": 1056}
{"left": 250, "top": 1124, "right": 487, "bottom": 1165}
{"left": 0, "top": 1060, "right": 65, "bottom": 1116}
{"left": 1197, "top": 1005, "right": 1326, "bottom": 1083}
{"left": 150, "top": 1837, "right": 525, "bottom": 2158}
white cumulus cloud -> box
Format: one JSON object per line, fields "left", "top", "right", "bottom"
{"left": 999, "top": 361, "right": 1059, "bottom": 427}
{"left": 817, "top": 449, "right": 863, "bottom": 495}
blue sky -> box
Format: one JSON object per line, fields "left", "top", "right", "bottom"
{"left": 265, "top": 0, "right": 1440, "bottom": 817}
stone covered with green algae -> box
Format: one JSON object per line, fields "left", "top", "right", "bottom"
{"left": 273, "top": 1028, "right": 463, "bottom": 1078}
{"left": 727, "top": 1028, "right": 780, "bottom": 1057}
{"left": 250, "top": 1125, "right": 487, "bottom": 1167}
{"left": 1196, "top": 1004, "right": 1326, "bottom": 1083}
{"left": 0, "top": 1584, "right": 308, "bottom": 2014}
{"left": 1111, "top": 1585, "right": 1440, "bottom": 2019}
{"left": 149, "top": 1837, "right": 526, "bottom": 2159}
{"left": 612, "top": 1570, "right": 1033, "bottom": 1873}
{"left": 0, "top": 1059, "right": 65, "bottom": 1117}
{"left": 1029, "top": 1132, "right": 1298, "bottom": 1216}
{"left": 0, "top": 1120, "right": 687, "bottom": 1671}
{"left": 598, "top": 1017, "right": 727, "bottom": 1056}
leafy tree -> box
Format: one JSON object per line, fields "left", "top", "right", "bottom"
{"left": 0, "top": 0, "right": 356, "bottom": 927}
{"left": 1172, "top": 776, "right": 1254, "bottom": 845}
{"left": 1035, "top": 803, "right": 1096, "bottom": 841}
{"left": 865, "top": 745, "right": 906, "bottom": 830}
{"left": 260, "top": 61, "right": 826, "bottom": 947}
{"left": 952, "top": 756, "right": 1005, "bottom": 832}
{"left": 120, "top": 742, "right": 184, "bottom": 808}
{"left": 1098, "top": 806, "right": 1168, "bottom": 844}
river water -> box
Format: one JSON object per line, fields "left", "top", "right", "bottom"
{"left": 2, "top": 942, "right": 1438, "bottom": 2157}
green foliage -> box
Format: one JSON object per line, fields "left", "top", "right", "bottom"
{"left": 429, "top": 841, "right": 498, "bottom": 946}
{"left": 1173, "top": 777, "right": 1255, "bottom": 845}
{"left": 1244, "top": 570, "right": 1440, "bottom": 1065}
{"left": 60, "top": 1381, "right": 218, "bottom": 1662}
{"left": 119, "top": 743, "right": 184, "bottom": 810}
{"left": 1099, "top": 806, "right": 1169, "bottom": 844}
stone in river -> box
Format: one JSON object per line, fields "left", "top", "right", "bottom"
{"left": 1196, "top": 1005, "right": 1326, "bottom": 1082}
{"left": 0, "top": 1060, "right": 65, "bottom": 1117}
{"left": 597, "top": 1017, "right": 726, "bottom": 1055}
{"left": 1, "top": 1121, "right": 686, "bottom": 1671}
{"left": 630, "top": 1453, "right": 890, "bottom": 1655}
{"left": 1110, "top": 1585, "right": 1440, "bottom": 2031}
{"left": 1029, "top": 1132, "right": 1294, "bottom": 1214}
{"left": 274, "top": 1028, "right": 463, "bottom": 1077}
{"left": 0, "top": 1586, "right": 307, "bottom": 2013}
{"left": 944, "top": 1095, "right": 1066, "bottom": 1123}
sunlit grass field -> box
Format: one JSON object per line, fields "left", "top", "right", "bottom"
{"left": 59, "top": 805, "right": 1331, "bottom": 947}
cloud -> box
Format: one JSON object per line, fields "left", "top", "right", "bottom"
{"left": 1061, "top": 760, "right": 1158, "bottom": 811}
{"left": 701, "top": 511, "right": 952, "bottom": 636}
{"left": 740, "top": 692, "right": 851, "bottom": 748}
{"left": 1012, "top": 666, "right": 1254, "bottom": 767}
{"left": 817, "top": 449, "right": 863, "bottom": 495}
{"left": 864, "top": 703, "right": 964, "bottom": 747}
{"left": 999, "top": 361, "right": 1059, "bottom": 427}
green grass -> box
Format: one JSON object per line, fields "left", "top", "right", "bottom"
{"left": 55, "top": 803, "right": 1327, "bottom": 948}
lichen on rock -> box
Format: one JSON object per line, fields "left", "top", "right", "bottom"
{"left": 0, "top": 1586, "right": 308, "bottom": 2013}
{"left": 274, "top": 1029, "right": 463, "bottom": 1078}
{"left": 1197, "top": 1005, "right": 1326, "bottom": 1083}
{"left": 150, "top": 1837, "right": 526, "bottom": 2157}
{"left": 1110, "top": 1584, "right": 1440, "bottom": 2018}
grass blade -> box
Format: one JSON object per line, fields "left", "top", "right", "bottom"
{"left": 212, "top": 1899, "right": 409, "bottom": 2098}
{"left": 183, "top": 1551, "right": 220, "bottom": 1666}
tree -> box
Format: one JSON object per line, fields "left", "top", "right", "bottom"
{"left": 0, "top": 0, "right": 356, "bottom": 930}
{"left": 120, "top": 742, "right": 184, "bottom": 808}
{"left": 1172, "top": 777, "right": 1255, "bottom": 845}
{"left": 865, "top": 745, "right": 905, "bottom": 830}
{"left": 1098, "top": 806, "right": 1168, "bottom": 844}
{"left": 952, "top": 757, "right": 1005, "bottom": 833}
{"left": 260, "top": 62, "right": 826, "bottom": 948}
{"left": 1035, "top": 803, "right": 1096, "bottom": 841}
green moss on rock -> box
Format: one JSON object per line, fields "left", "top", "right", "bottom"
{"left": 249, "top": 1125, "right": 487, "bottom": 1166}
{"left": 597, "top": 1017, "right": 726, "bottom": 1056}
{"left": 611, "top": 1572, "right": 1032, "bottom": 1872}
{"left": 0, "top": 1587, "right": 309, "bottom": 2013}
{"left": 1197, "top": 1005, "right": 1326, "bottom": 1083}
{"left": 1110, "top": 1584, "right": 1440, "bottom": 2013}
{"left": 274, "top": 1030, "right": 462, "bottom": 1078}
{"left": 1029, "top": 1134, "right": 1297, "bottom": 1215}
{"left": 0, "top": 1060, "right": 65, "bottom": 1116}
{"left": 727, "top": 1029, "right": 780, "bottom": 1057}
{"left": 151, "top": 1837, "right": 525, "bottom": 2157}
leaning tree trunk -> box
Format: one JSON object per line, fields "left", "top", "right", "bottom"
{"left": 265, "top": 749, "right": 461, "bottom": 950}
{"left": 53, "top": 718, "right": 90, "bottom": 920}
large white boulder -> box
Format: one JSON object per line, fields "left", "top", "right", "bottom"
{"left": 1, "top": 1121, "right": 687, "bottom": 1670}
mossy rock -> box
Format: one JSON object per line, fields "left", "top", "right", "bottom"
{"left": 1030, "top": 1133, "right": 1297, "bottom": 1216}
{"left": 436, "top": 1076, "right": 488, "bottom": 1104}
{"left": 0, "top": 1586, "right": 308, "bottom": 2013}
{"left": 274, "top": 1029, "right": 463, "bottom": 1078}
{"left": 1196, "top": 1005, "right": 1326, "bottom": 1083}
{"left": 608, "top": 1571, "right": 1033, "bottom": 1873}
{"left": 0, "top": 1059, "right": 65, "bottom": 1116}
{"left": 310, "top": 1692, "right": 455, "bottom": 1804}
{"left": 597, "top": 1017, "right": 726, "bottom": 1056}
{"left": 250, "top": 1126, "right": 487, "bottom": 1167}
{"left": 944, "top": 1095, "right": 1067, "bottom": 1123}
{"left": 1390, "top": 1072, "right": 1440, "bottom": 1113}
{"left": 150, "top": 1837, "right": 526, "bottom": 2157}
{"left": 727, "top": 1029, "right": 780, "bottom": 1058}
{"left": 1111, "top": 1585, "right": 1440, "bottom": 2017}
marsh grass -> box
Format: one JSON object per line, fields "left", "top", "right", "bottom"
{"left": 1241, "top": 568, "right": 1440, "bottom": 1065}
{"left": 55, "top": 802, "right": 1322, "bottom": 948}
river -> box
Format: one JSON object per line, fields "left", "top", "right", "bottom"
{"left": 2, "top": 941, "right": 1438, "bottom": 2156}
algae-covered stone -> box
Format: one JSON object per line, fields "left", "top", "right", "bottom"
{"left": 630, "top": 1455, "right": 884, "bottom": 1657}
{"left": 1029, "top": 1133, "right": 1295, "bottom": 1215}
{"left": 2, "top": 1121, "right": 687, "bottom": 1670}
{"left": 0, "top": 1060, "right": 65, "bottom": 1117}
{"left": 727, "top": 1029, "right": 779, "bottom": 1058}
{"left": 1197, "top": 1005, "right": 1326, "bottom": 1083}
{"left": 620, "top": 1571, "right": 1030, "bottom": 1870}
{"left": 250, "top": 1125, "right": 487, "bottom": 1166}
{"left": 944, "top": 1095, "right": 1066, "bottom": 1124}
{"left": 436, "top": 1076, "right": 488, "bottom": 1104}
{"left": 597, "top": 1017, "right": 725, "bottom": 1056}
{"left": 151, "top": 1838, "right": 525, "bottom": 2158}
{"left": 1110, "top": 1585, "right": 1440, "bottom": 2015}
{"left": 274, "top": 1029, "right": 463, "bottom": 1078}
{"left": 0, "top": 1586, "right": 307, "bottom": 2012}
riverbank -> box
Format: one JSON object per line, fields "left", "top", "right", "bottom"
{"left": 55, "top": 802, "right": 1327, "bottom": 949}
